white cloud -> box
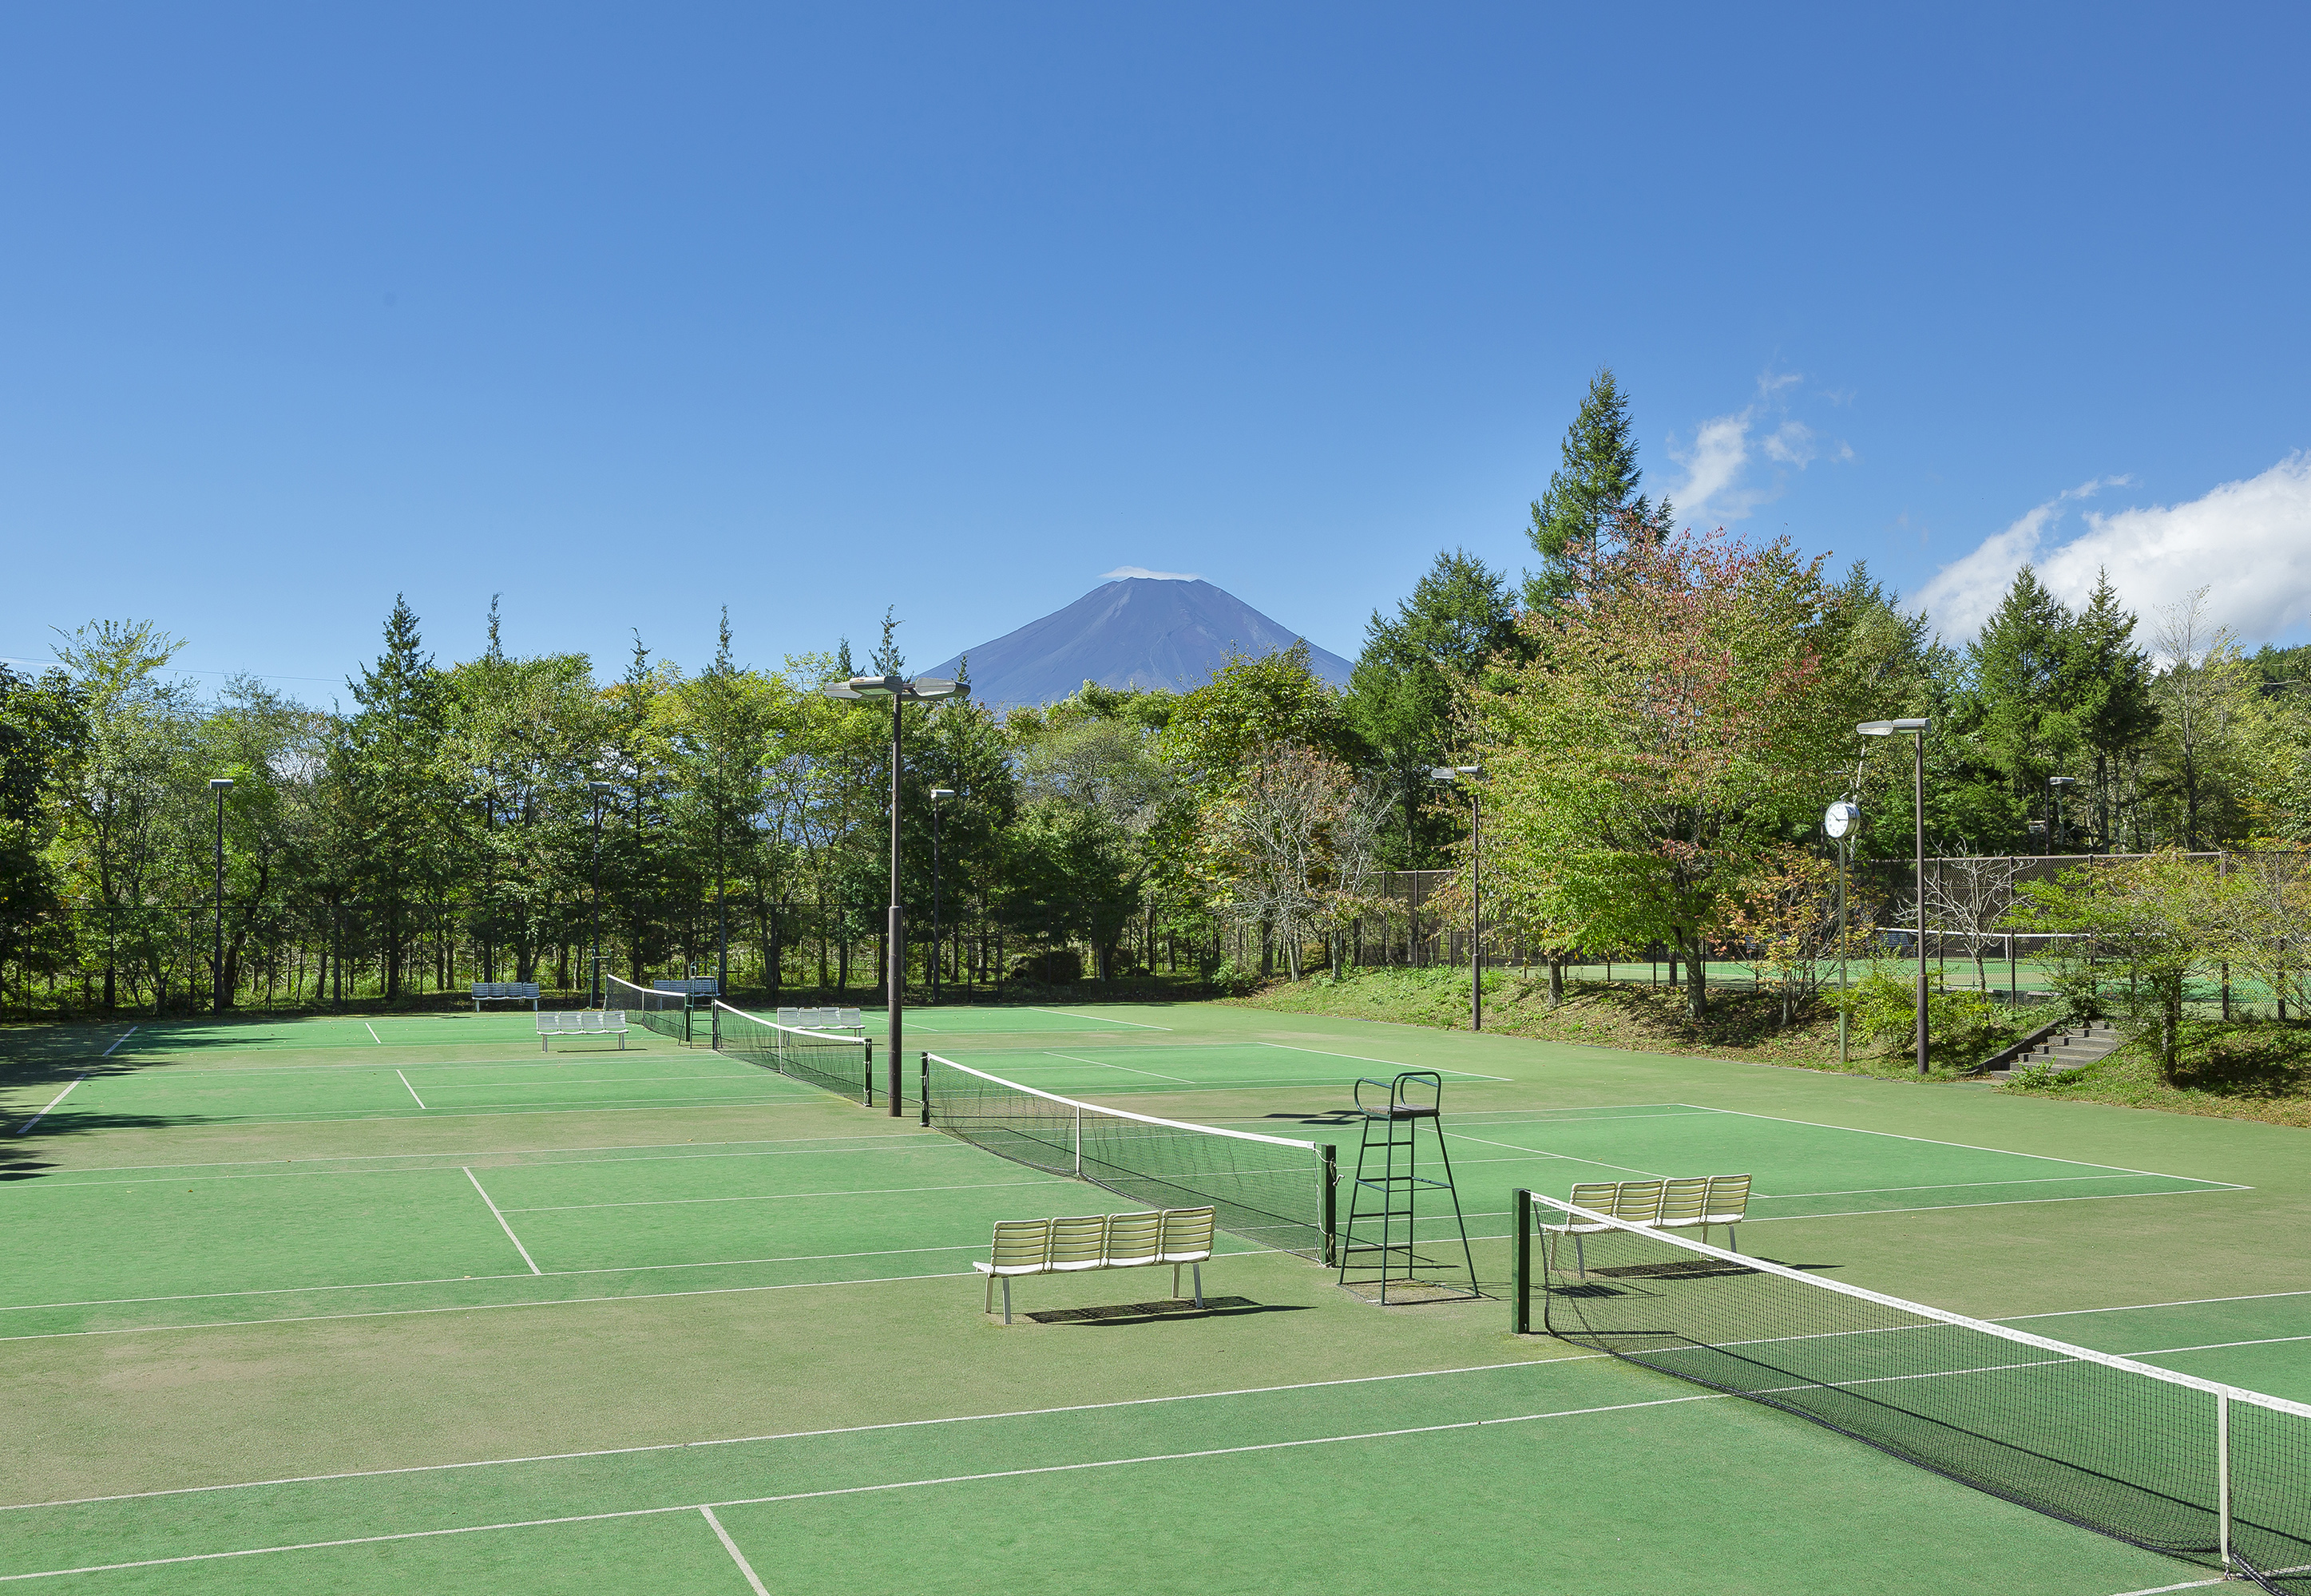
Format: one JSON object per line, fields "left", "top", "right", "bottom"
{"left": 1913, "top": 456, "right": 2311, "bottom": 644}
{"left": 1668, "top": 371, "right": 1852, "bottom": 525}
{"left": 1101, "top": 566, "right": 1199, "bottom": 581}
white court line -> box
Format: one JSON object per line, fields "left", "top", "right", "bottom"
{"left": 2125, "top": 1333, "right": 2311, "bottom": 1357}
{"left": 462, "top": 1169, "right": 541, "bottom": 1275}
{"left": 1040, "top": 1050, "right": 1194, "bottom": 1083}
{"left": 394, "top": 1071, "right": 426, "bottom": 1109}
{"left": 20, "top": 1126, "right": 927, "bottom": 1181}
{"left": 1253, "top": 1040, "right": 1509, "bottom": 1081}
{"left": 2002, "top": 1288, "right": 2311, "bottom": 1323}
{"left": 0, "top": 1359, "right": 1653, "bottom": 1514}
{"left": 92, "top": 1095, "right": 824, "bottom": 1132}
{"left": 0, "top": 1393, "right": 1724, "bottom": 1582}
{"left": 503, "top": 1175, "right": 1062, "bottom": 1213}
{"left": 1681, "top": 1103, "right": 2248, "bottom": 1187}
{"left": 1025, "top": 1008, "right": 1171, "bottom": 1029}
{"left": 100, "top": 1025, "right": 139, "bottom": 1058}
{"left": 700, "top": 1506, "right": 770, "bottom": 1594}
{"left": 10, "top": 1076, "right": 86, "bottom": 1135}
{"left": 363, "top": 1023, "right": 383, "bottom": 1044}
{"left": 2104, "top": 1581, "right": 2226, "bottom": 1595}
{"left": 1760, "top": 1174, "right": 2200, "bottom": 1200}
{"left": 424, "top": 1075, "right": 747, "bottom": 1091}
{"left": 1441, "top": 1128, "right": 1661, "bottom": 1178}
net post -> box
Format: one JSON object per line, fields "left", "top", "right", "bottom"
{"left": 1072, "top": 1103, "right": 1083, "bottom": 1178}
{"left": 1320, "top": 1145, "right": 1338, "bottom": 1267}
{"left": 918, "top": 1051, "right": 930, "bottom": 1127}
{"left": 864, "top": 1040, "right": 874, "bottom": 1108}
{"left": 711, "top": 1003, "right": 719, "bottom": 1052}
{"left": 2218, "top": 1390, "right": 2233, "bottom": 1571}
{"left": 1512, "top": 1188, "right": 1532, "bottom": 1335}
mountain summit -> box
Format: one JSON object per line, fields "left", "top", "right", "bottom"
{"left": 928, "top": 577, "right": 1353, "bottom": 707}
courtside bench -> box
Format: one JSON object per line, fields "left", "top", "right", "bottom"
{"left": 778, "top": 1007, "right": 864, "bottom": 1033}
{"left": 472, "top": 981, "right": 541, "bottom": 1012}
{"left": 538, "top": 1010, "right": 628, "bottom": 1051}
{"left": 1542, "top": 1175, "right": 1752, "bottom": 1277}
{"left": 976, "top": 1206, "right": 1216, "bottom": 1324}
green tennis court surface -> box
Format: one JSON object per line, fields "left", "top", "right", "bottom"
{"left": 3, "top": 1000, "right": 2304, "bottom": 1594}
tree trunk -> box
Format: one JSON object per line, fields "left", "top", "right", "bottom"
{"left": 1548, "top": 956, "right": 1564, "bottom": 1008}
{"left": 1685, "top": 935, "right": 1708, "bottom": 1018}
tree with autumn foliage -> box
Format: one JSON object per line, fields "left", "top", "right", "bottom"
{"left": 1473, "top": 519, "right": 1889, "bottom": 1016}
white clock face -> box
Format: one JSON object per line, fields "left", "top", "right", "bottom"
{"left": 1825, "top": 801, "right": 1859, "bottom": 839}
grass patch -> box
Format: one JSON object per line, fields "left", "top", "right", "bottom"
{"left": 2002, "top": 1016, "right": 2311, "bottom": 1128}
{"left": 1226, "top": 965, "right": 2013, "bottom": 1081}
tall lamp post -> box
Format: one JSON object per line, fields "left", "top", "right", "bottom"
{"left": 587, "top": 780, "right": 613, "bottom": 1007}
{"left": 1858, "top": 719, "right": 1931, "bottom": 1074}
{"left": 2047, "top": 775, "right": 2077, "bottom": 857}
{"left": 1825, "top": 797, "right": 1860, "bottom": 1066}
{"left": 821, "top": 674, "right": 964, "bottom": 1114}
{"left": 929, "top": 788, "right": 955, "bottom": 1004}
{"left": 1428, "top": 765, "right": 1485, "bottom": 1032}
{"left": 209, "top": 778, "right": 233, "bottom": 1014}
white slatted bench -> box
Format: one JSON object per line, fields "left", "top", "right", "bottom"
{"left": 976, "top": 1206, "right": 1216, "bottom": 1324}
{"left": 1541, "top": 1175, "right": 1752, "bottom": 1277}
{"left": 472, "top": 981, "right": 541, "bottom": 1012}
{"left": 652, "top": 978, "right": 719, "bottom": 1000}
{"left": 777, "top": 1007, "right": 864, "bottom": 1033}
{"left": 538, "top": 1010, "right": 628, "bottom": 1051}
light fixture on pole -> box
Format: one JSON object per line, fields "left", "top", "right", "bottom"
{"left": 1824, "top": 797, "right": 1860, "bottom": 1066}
{"left": 1428, "top": 765, "right": 1485, "bottom": 1032}
{"left": 209, "top": 778, "right": 233, "bottom": 1014}
{"left": 928, "top": 789, "right": 955, "bottom": 1005}
{"left": 587, "top": 780, "right": 613, "bottom": 1008}
{"left": 821, "top": 674, "right": 964, "bottom": 1114}
{"left": 1858, "top": 719, "right": 1931, "bottom": 1075}
{"left": 2047, "top": 775, "right": 2078, "bottom": 857}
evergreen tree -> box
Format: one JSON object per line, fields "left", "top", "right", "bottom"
{"left": 339, "top": 596, "right": 452, "bottom": 997}
{"left": 1346, "top": 549, "right": 1520, "bottom": 867}
{"left": 1524, "top": 367, "right": 1673, "bottom": 609}
{"left": 2066, "top": 569, "right": 2160, "bottom": 849}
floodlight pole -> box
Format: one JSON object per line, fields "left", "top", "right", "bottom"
{"left": 1859, "top": 720, "right": 1931, "bottom": 1075}
{"left": 930, "top": 789, "right": 955, "bottom": 1004}
{"left": 822, "top": 673, "right": 962, "bottom": 1115}
{"left": 588, "top": 781, "right": 613, "bottom": 1008}
{"left": 1429, "top": 766, "right": 1485, "bottom": 1031}
{"left": 209, "top": 778, "right": 233, "bottom": 1014}
{"left": 2047, "top": 776, "right": 2076, "bottom": 858}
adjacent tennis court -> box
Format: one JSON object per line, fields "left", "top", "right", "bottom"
{"left": 2, "top": 998, "right": 2302, "bottom": 1594}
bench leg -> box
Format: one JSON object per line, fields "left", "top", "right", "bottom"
{"left": 985, "top": 1273, "right": 995, "bottom": 1315}
{"left": 1001, "top": 1277, "right": 1012, "bottom": 1325}
{"left": 1726, "top": 1224, "right": 1738, "bottom": 1255}
{"left": 1192, "top": 1263, "right": 1203, "bottom": 1309}
{"left": 541, "top": 1035, "right": 549, "bottom": 1052}
{"left": 1573, "top": 1232, "right": 1586, "bottom": 1281}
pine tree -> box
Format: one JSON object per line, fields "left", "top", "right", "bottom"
{"left": 1524, "top": 367, "right": 1673, "bottom": 609}
{"left": 2067, "top": 569, "right": 2159, "bottom": 849}
{"left": 340, "top": 596, "right": 451, "bottom": 997}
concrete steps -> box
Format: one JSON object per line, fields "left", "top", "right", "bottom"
{"left": 1986, "top": 1019, "right": 2125, "bottom": 1076}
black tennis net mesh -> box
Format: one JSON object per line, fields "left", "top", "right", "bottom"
{"left": 1518, "top": 1192, "right": 2311, "bottom": 1591}
{"left": 712, "top": 1000, "right": 875, "bottom": 1105}
{"left": 922, "top": 1053, "right": 1335, "bottom": 1261}
{"left": 606, "top": 975, "right": 690, "bottom": 1044}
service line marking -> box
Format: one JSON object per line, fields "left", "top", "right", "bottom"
{"left": 700, "top": 1506, "right": 771, "bottom": 1595}
{"left": 394, "top": 1071, "right": 426, "bottom": 1109}
{"left": 1254, "top": 1041, "right": 1508, "bottom": 1081}
{"left": 1025, "top": 1008, "right": 1171, "bottom": 1029}
{"left": 100, "top": 1025, "right": 139, "bottom": 1058}
{"left": 1041, "top": 1051, "right": 1193, "bottom": 1083}
{"left": 11, "top": 1076, "right": 86, "bottom": 1136}
{"left": 363, "top": 1023, "right": 383, "bottom": 1044}
{"left": 463, "top": 1168, "right": 541, "bottom": 1274}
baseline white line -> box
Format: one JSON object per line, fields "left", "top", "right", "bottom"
{"left": 363, "top": 1023, "right": 383, "bottom": 1044}
{"left": 17, "top": 1127, "right": 930, "bottom": 1181}
{"left": 1025, "top": 1008, "right": 1171, "bottom": 1029}
{"left": 0, "top": 1268, "right": 981, "bottom": 1343}
{"left": 99, "top": 1025, "right": 139, "bottom": 1058}
{"left": 1681, "top": 1103, "right": 2237, "bottom": 1185}
{"left": 2103, "top": 1580, "right": 2226, "bottom": 1595}
{"left": 503, "top": 1176, "right": 1062, "bottom": 1213}
{"left": 10, "top": 1076, "right": 86, "bottom": 1136}
{"left": 1041, "top": 1051, "right": 1194, "bottom": 1083}
{"left": 2125, "top": 1334, "right": 2311, "bottom": 1356}
{"left": 0, "top": 1395, "right": 1722, "bottom": 1582}
{"left": 1253, "top": 1041, "right": 1508, "bottom": 1080}
{"left": 700, "top": 1506, "right": 770, "bottom": 1595}
{"left": 394, "top": 1071, "right": 426, "bottom": 1109}
{"left": 463, "top": 1168, "right": 541, "bottom": 1275}
{"left": 1760, "top": 1174, "right": 2221, "bottom": 1200}
{"left": 0, "top": 1357, "right": 1584, "bottom": 1511}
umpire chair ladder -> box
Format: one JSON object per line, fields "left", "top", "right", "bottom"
{"left": 1336, "top": 1071, "right": 1479, "bottom": 1304}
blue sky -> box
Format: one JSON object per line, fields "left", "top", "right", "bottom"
{"left": 6, "top": 4, "right": 2308, "bottom": 698}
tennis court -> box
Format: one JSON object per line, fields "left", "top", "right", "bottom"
{"left": 2, "top": 998, "right": 2304, "bottom": 1594}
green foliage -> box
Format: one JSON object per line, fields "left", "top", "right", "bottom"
{"left": 1523, "top": 367, "right": 1673, "bottom": 611}
{"left": 1829, "top": 960, "right": 2014, "bottom": 1065}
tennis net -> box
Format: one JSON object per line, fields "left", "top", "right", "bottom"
{"left": 712, "top": 1000, "right": 876, "bottom": 1105}
{"left": 920, "top": 1053, "right": 1336, "bottom": 1261}
{"left": 1515, "top": 1190, "right": 2311, "bottom": 1590}
{"left": 606, "top": 974, "right": 690, "bottom": 1043}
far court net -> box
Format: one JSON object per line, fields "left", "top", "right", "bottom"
{"left": 712, "top": 1000, "right": 876, "bottom": 1105}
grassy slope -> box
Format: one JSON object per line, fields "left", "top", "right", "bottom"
{"left": 1232, "top": 967, "right": 2311, "bottom": 1129}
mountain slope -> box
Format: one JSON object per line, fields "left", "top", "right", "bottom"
{"left": 927, "top": 577, "right": 1353, "bottom": 707}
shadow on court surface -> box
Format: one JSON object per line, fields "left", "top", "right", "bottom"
{"left": 1021, "top": 1295, "right": 1298, "bottom": 1325}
